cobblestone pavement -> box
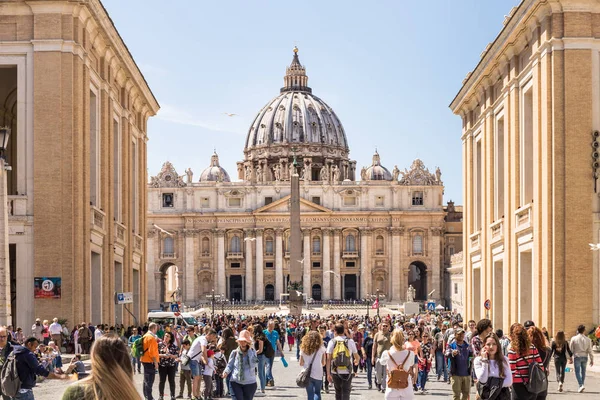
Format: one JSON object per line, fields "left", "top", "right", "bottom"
{"left": 32, "top": 348, "right": 600, "bottom": 399}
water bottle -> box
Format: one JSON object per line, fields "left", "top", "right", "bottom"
{"left": 281, "top": 356, "right": 288, "bottom": 368}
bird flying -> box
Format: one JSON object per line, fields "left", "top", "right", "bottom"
{"left": 223, "top": 113, "right": 237, "bottom": 117}
{"left": 589, "top": 243, "right": 600, "bottom": 251}
{"left": 244, "top": 237, "right": 256, "bottom": 241}
{"left": 153, "top": 223, "right": 174, "bottom": 236}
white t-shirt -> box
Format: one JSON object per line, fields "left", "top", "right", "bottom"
{"left": 49, "top": 323, "right": 62, "bottom": 335}
{"left": 380, "top": 348, "right": 415, "bottom": 393}
{"left": 301, "top": 346, "right": 326, "bottom": 380}
{"left": 189, "top": 335, "right": 208, "bottom": 362}
{"left": 326, "top": 336, "right": 358, "bottom": 375}
{"left": 203, "top": 357, "right": 215, "bottom": 376}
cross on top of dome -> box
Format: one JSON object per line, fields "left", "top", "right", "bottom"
{"left": 281, "top": 46, "right": 311, "bottom": 93}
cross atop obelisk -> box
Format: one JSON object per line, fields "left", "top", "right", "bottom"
{"left": 289, "top": 147, "right": 303, "bottom": 316}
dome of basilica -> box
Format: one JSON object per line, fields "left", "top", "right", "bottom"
{"left": 199, "top": 152, "right": 230, "bottom": 182}
{"left": 361, "top": 151, "right": 392, "bottom": 181}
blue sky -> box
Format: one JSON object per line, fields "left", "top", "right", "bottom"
{"left": 102, "top": 0, "right": 521, "bottom": 204}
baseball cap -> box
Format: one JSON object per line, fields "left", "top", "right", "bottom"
{"left": 455, "top": 328, "right": 465, "bottom": 334}
{"left": 207, "top": 350, "right": 214, "bottom": 357}
{"left": 523, "top": 320, "right": 535, "bottom": 329}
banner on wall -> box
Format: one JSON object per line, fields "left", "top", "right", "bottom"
{"left": 34, "top": 277, "right": 61, "bottom": 299}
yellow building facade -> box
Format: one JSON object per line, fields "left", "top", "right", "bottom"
{"left": 450, "top": 0, "right": 600, "bottom": 333}
{"left": 0, "top": 0, "right": 159, "bottom": 328}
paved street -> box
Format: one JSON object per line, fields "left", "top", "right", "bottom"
{"left": 31, "top": 348, "right": 600, "bottom": 399}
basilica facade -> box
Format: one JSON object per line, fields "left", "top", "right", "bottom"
{"left": 147, "top": 49, "right": 460, "bottom": 309}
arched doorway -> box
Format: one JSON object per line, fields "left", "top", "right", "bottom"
{"left": 408, "top": 261, "right": 427, "bottom": 300}
{"left": 159, "top": 263, "right": 179, "bottom": 304}
{"left": 312, "top": 284, "right": 322, "bottom": 301}
{"left": 344, "top": 275, "right": 357, "bottom": 300}
{"left": 265, "top": 284, "right": 275, "bottom": 301}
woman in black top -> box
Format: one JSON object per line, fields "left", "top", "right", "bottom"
{"left": 362, "top": 330, "right": 375, "bottom": 389}
{"left": 158, "top": 331, "right": 179, "bottom": 400}
{"left": 549, "top": 330, "right": 572, "bottom": 392}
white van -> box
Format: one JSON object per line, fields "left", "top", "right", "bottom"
{"left": 147, "top": 311, "right": 197, "bottom": 327}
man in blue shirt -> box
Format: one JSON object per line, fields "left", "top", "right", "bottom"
{"left": 445, "top": 328, "right": 473, "bottom": 400}
{"left": 263, "top": 320, "right": 283, "bottom": 387}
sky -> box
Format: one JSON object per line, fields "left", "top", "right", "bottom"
{"left": 102, "top": 0, "right": 521, "bottom": 204}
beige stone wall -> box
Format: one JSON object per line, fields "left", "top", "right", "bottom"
{"left": 0, "top": 0, "right": 158, "bottom": 328}
{"left": 451, "top": 0, "right": 600, "bottom": 334}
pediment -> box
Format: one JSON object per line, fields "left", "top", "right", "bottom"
{"left": 254, "top": 195, "right": 331, "bottom": 214}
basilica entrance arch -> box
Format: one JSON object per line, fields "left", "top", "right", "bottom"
{"left": 265, "top": 284, "right": 275, "bottom": 301}
{"left": 312, "top": 284, "right": 322, "bottom": 301}
{"left": 408, "top": 261, "right": 427, "bottom": 301}
{"left": 159, "top": 263, "right": 180, "bottom": 304}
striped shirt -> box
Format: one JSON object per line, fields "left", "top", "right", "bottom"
{"left": 507, "top": 345, "right": 543, "bottom": 384}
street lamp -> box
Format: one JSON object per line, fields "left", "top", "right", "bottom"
{"left": 0, "top": 127, "right": 10, "bottom": 326}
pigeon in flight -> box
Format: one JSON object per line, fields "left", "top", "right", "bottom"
{"left": 223, "top": 113, "right": 237, "bottom": 117}
{"left": 153, "top": 224, "right": 174, "bottom": 236}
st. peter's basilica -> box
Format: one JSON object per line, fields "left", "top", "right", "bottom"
{"left": 147, "top": 48, "right": 462, "bottom": 309}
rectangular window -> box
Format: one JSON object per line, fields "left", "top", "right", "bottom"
{"left": 231, "top": 262, "right": 241, "bottom": 268}
{"left": 131, "top": 141, "right": 138, "bottom": 232}
{"left": 346, "top": 261, "right": 355, "bottom": 268}
{"left": 162, "top": 193, "right": 174, "bottom": 208}
{"left": 312, "top": 262, "right": 321, "bottom": 269}
{"left": 90, "top": 90, "right": 99, "bottom": 206}
{"left": 454, "top": 283, "right": 458, "bottom": 295}
{"left": 495, "top": 116, "right": 505, "bottom": 220}
{"left": 228, "top": 198, "right": 241, "bottom": 207}
{"left": 201, "top": 197, "right": 210, "bottom": 207}
{"left": 343, "top": 197, "right": 356, "bottom": 206}
{"left": 265, "top": 262, "right": 274, "bottom": 269}
{"left": 113, "top": 119, "right": 121, "bottom": 221}
{"left": 475, "top": 139, "right": 482, "bottom": 229}
{"left": 375, "top": 196, "right": 384, "bottom": 206}
{"left": 312, "top": 196, "right": 321, "bottom": 205}
{"left": 520, "top": 84, "right": 534, "bottom": 206}
{"left": 264, "top": 197, "right": 273, "bottom": 205}
{"left": 411, "top": 191, "right": 423, "bottom": 206}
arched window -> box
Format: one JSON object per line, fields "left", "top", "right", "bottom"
{"left": 312, "top": 284, "right": 322, "bottom": 301}
{"left": 346, "top": 234, "right": 356, "bottom": 252}
{"left": 230, "top": 236, "right": 241, "bottom": 253}
{"left": 265, "top": 236, "right": 274, "bottom": 255}
{"left": 265, "top": 284, "right": 275, "bottom": 301}
{"left": 376, "top": 235, "right": 384, "bottom": 254}
{"left": 163, "top": 237, "right": 174, "bottom": 255}
{"left": 312, "top": 236, "right": 321, "bottom": 254}
{"left": 413, "top": 234, "right": 423, "bottom": 254}
{"left": 449, "top": 246, "right": 455, "bottom": 256}
{"left": 201, "top": 237, "right": 210, "bottom": 255}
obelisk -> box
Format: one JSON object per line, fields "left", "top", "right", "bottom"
{"left": 289, "top": 151, "right": 303, "bottom": 316}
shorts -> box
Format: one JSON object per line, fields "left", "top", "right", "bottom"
{"left": 190, "top": 360, "right": 202, "bottom": 377}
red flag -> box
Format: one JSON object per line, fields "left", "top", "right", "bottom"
{"left": 372, "top": 299, "right": 379, "bottom": 309}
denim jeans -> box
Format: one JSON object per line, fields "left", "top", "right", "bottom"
{"left": 306, "top": 377, "right": 323, "bottom": 400}
{"left": 417, "top": 369, "right": 429, "bottom": 390}
{"left": 230, "top": 381, "right": 257, "bottom": 400}
{"left": 297, "top": 341, "right": 301, "bottom": 360}
{"left": 365, "top": 357, "right": 373, "bottom": 386}
{"left": 554, "top": 357, "right": 567, "bottom": 383}
{"left": 142, "top": 362, "right": 156, "bottom": 400}
{"left": 574, "top": 356, "right": 588, "bottom": 387}
{"left": 265, "top": 356, "right": 275, "bottom": 382}
{"left": 331, "top": 374, "right": 353, "bottom": 400}
{"left": 15, "top": 390, "right": 34, "bottom": 400}
{"left": 227, "top": 373, "right": 236, "bottom": 400}
{"left": 131, "top": 356, "right": 141, "bottom": 372}
{"left": 435, "top": 350, "right": 448, "bottom": 381}
{"left": 257, "top": 354, "right": 267, "bottom": 390}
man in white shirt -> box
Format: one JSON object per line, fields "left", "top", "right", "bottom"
{"left": 94, "top": 324, "right": 104, "bottom": 340}
{"left": 570, "top": 324, "right": 594, "bottom": 393}
{"left": 188, "top": 328, "right": 217, "bottom": 400}
{"left": 48, "top": 318, "right": 63, "bottom": 349}
{"left": 326, "top": 323, "right": 360, "bottom": 400}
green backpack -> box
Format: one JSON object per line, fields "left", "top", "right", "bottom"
{"left": 131, "top": 336, "right": 146, "bottom": 358}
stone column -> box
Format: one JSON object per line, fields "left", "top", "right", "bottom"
{"left": 216, "top": 230, "right": 226, "bottom": 296}
{"left": 146, "top": 230, "right": 157, "bottom": 308}
{"left": 0, "top": 159, "right": 10, "bottom": 324}
{"left": 275, "top": 229, "right": 284, "bottom": 297}
{"left": 430, "top": 227, "right": 442, "bottom": 302}
{"left": 154, "top": 271, "right": 163, "bottom": 306}
{"left": 302, "top": 229, "right": 311, "bottom": 295}
{"left": 184, "top": 229, "right": 196, "bottom": 303}
{"left": 333, "top": 229, "right": 341, "bottom": 299}
{"left": 244, "top": 229, "right": 254, "bottom": 301}
{"left": 255, "top": 229, "right": 264, "bottom": 301}
{"left": 360, "top": 228, "right": 370, "bottom": 299}
{"left": 322, "top": 228, "right": 331, "bottom": 300}
{"left": 391, "top": 227, "right": 402, "bottom": 302}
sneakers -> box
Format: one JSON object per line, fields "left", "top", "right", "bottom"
{"left": 176, "top": 396, "right": 184, "bottom": 399}
{"left": 578, "top": 386, "right": 585, "bottom": 393}
{"left": 558, "top": 383, "right": 563, "bottom": 392}
{"left": 261, "top": 389, "right": 265, "bottom": 394}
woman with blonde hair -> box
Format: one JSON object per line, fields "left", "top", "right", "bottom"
{"left": 379, "top": 328, "right": 415, "bottom": 399}
{"left": 61, "top": 334, "right": 140, "bottom": 400}
{"left": 299, "top": 330, "right": 327, "bottom": 400}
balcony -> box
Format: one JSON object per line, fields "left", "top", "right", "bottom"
{"left": 490, "top": 219, "right": 503, "bottom": 242}
{"left": 227, "top": 251, "right": 243, "bottom": 259}
{"left": 515, "top": 204, "right": 532, "bottom": 232}
{"left": 469, "top": 231, "right": 481, "bottom": 251}
{"left": 264, "top": 251, "right": 274, "bottom": 257}
{"left": 375, "top": 250, "right": 385, "bottom": 256}
{"left": 115, "top": 222, "right": 126, "bottom": 245}
{"left": 342, "top": 250, "right": 359, "bottom": 259}
{"left": 134, "top": 234, "right": 143, "bottom": 252}
{"left": 312, "top": 251, "right": 321, "bottom": 257}
{"left": 284, "top": 251, "right": 290, "bottom": 258}
{"left": 161, "top": 252, "right": 177, "bottom": 259}
{"left": 7, "top": 195, "right": 27, "bottom": 217}
{"left": 90, "top": 206, "right": 106, "bottom": 234}
{"left": 201, "top": 250, "right": 210, "bottom": 257}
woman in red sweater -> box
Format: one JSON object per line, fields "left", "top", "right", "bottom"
{"left": 507, "top": 323, "right": 543, "bottom": 400}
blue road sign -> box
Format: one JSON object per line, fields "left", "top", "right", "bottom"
{"left": 170, "top": 303, "right": 180, "bottom": 312}
{"left": 427, "top": 301, "right": 436, "bottom": 311}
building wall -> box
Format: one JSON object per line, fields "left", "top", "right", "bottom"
{"left": 450, "top": 0, "right": 600, "bottom": 334}
{"left": 0, "top": 0, "right": 159, "bottom": 328}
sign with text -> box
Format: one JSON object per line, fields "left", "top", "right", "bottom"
{"left": 34, "top": 277, "right": 61, "bottom": 299}
{"left": 116, "top": 292, "right": 133, "bottom": 305}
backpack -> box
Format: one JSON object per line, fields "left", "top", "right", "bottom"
{"left": 131, "top": 336, "right": 147, "bottom": 359}
{"left": 386, "top": 351, "right": 411, "bottom": 389}
{"left": 263, "top": 339, "right": 275, "bottom": 359}
{"left": 595, "top": 326, "right": 600, "bottom": 339}
{"left": 525, "top": 354, "right": 548, "bottom": 394}
{"left": 1, "top": 353, "right": 22, "bottom": 397}
{"left": 331, "top": 339, "right": 352, "bottom": 374}
{"left": 214, "top": 355, "right": 227, "bottom": 375}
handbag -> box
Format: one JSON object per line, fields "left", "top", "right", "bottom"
{"left": 296, "top": 352, "right": 318, "bottom": 388}
{"left": 476, "top": 362, "right": 509, "bottom": 400}
{"left": 181, "top": 349, "right": 201, "bottom": 367}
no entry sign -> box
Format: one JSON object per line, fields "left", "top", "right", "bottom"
{"left": 484, "top": 299, "right": 492, "bottom": 310}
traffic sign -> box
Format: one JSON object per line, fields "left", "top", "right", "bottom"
{"left": 170, "top": 303, "right": 180, "bottom": 312}
{"left": 484, "top": 299, "right": 492, "bottom": 310}
{"left": 427, "top": 301, "right": 436, "bottom": 311}
{"left": 115, "top": 292, "right": 133, "bottom": 305}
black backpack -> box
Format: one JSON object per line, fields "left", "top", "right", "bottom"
{"left": 263, "top": 339, "right": 275, "bottom": 359}
{"left": 0, "top": 352, "right": 21, "bottom": 397}
{"left": 525, "top": 357, "right": 548, "bottom": 394}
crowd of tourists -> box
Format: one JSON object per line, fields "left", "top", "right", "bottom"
{"left": 0, "top": 312, "right": 596, "bottom": 400}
